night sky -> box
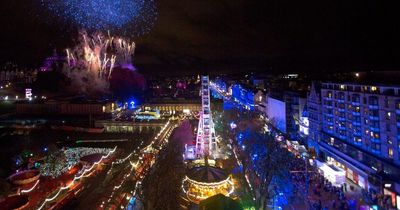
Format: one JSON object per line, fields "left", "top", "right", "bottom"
{"left": 1, "top": 0, "right": 399, "bottom": 75}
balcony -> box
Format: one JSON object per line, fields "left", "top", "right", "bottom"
{"left": 369, "top": 116, "right": 379, "bottom": 121}
{"left": 353, "top": 132, "right": 362, "bottom": 137}
{"left": 339, "top": 126, "right": 346, "bottom": 130}
{"left": 396, "top": 109, "right": 400, "bottom": 115}
{"left": 351, "top": 101, "right": 360, "bottom": 106}
{"left": 338, "top": 117, "right": 346, "bottom": 121}
{"left": 352, "top": 121, "right": 361, "bottom": 126}
{"left": 370, "top": 126, "right": 380, "bottom": 132}
{"left": 368, "top": 105, "right": 379, "bottom": 109}
{"left": 370, "top": 137, "right": 380, "bottom": 143}
{"left": 371, "top": 148, "right": 381, "bottom": 154}
{"left": 337, "top": 99, "right": 345, "bottom": 103}
{"left": 325, "top": 121, "right": 334, "bottom": 126}
{"left": 352, "top": 111, "right": 361, "bottom": 116}
{"left": 324, "top": 97, "right": 333, "bottom": 101}
{"left": 324, "top": 113, "right": 333, "bottom": 117}
{"left": 338, "top": 108, "right": 346, "bottom": 112}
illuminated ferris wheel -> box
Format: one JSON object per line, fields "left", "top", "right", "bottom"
{"left": 195, "top": 75, "right": 217, "bottom": 158}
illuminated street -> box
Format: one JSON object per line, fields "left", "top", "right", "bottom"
{"left": 2, "top": 1, "right": 400, "bottom": 210}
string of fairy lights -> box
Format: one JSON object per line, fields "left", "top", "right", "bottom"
{"left": 20, "top": 180, "right": 40, "bottom": 194}
{"left": 34, "top": 119, "right": 176, "bottom": 210}
{"left": 101, "top": 119, "right": 177, "bottom": 209}
{"left": 37, "top": 147, "right": 117, "bottom": 210}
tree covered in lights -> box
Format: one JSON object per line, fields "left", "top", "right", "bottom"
{"left": 236, "top": 126, "right": 293, "bottom": 210}
{"left": 40, "top": 147, "right": 113, "bottom": 178}
{"left": 40, "top": 151, "right": 68, "bottom": 178}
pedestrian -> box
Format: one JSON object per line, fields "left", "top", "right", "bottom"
{"left": 317, "top": 199, "right": 322, "bottom": 210}
{"left": 331, "top": 199, "right": 336, "bottom": 208}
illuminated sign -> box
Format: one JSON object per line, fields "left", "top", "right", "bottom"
{"left": 25, "top": 88, "right": 32, "bottom": 100}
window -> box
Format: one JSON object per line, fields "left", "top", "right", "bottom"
{"left": 369, "top": 96, "right": 378, "bottom": 105}
{"left": 371, "top": 86, "right": 378, "bottom": 92}
{"left": 388, "top": 148, "right": 393, "bottom": 158}
{"left": 369, "top": 110, "right": 379, "bottom": 117}
{"left": 387, "top": 137, "right": 392, "bottom": 145}
{"left": 384, "top": 98, "right": 389, "bottom": 108}
{"left": 371, "top": 143, "right": 381, "bottom": 151}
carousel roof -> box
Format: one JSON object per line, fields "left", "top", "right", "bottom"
{"left": 187, "top": 166, "right": 229, "bottom": 183}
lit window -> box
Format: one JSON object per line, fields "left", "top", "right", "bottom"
{"left": 388, "top": 148, "right": 393, "bottom": 158}
{"left": 371, "top": 86, "right": 377, "bottom": 91}
{"left": 340, "top": 85, "right": 345, "bottom": 90}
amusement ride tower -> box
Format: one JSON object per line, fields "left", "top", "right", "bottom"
{"left": 195, "top": 75, "right": 217, "bottom": 158}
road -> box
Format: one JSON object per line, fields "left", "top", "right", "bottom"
{"left": 33, "top": 119, "right": 177, "bottom": 210}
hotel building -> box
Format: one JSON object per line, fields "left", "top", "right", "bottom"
{"left": 308, "top": 82, "right": 400, "bottom": 207}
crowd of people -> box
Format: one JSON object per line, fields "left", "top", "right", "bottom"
{"left": 286, "top": 154, "right": 400, "bottom": 210}
{"left": 289, "top": 156, "right": 355, "bottom": 209}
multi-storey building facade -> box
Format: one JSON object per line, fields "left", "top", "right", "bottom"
{"left": 283, "top": 91, "right": 307, "bottom": 137}
{"left": 231, "top": 83, "right": 258, "bottom": 110}
{"left": 307, "top": 83, "right": 323, "bottom": 153}
{"left": 308, "top": 82, "right": 400, "bottom": 206}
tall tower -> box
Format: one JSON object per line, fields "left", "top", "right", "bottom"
{"left": 195, "top": 76, "right": 217, "bottom": 158}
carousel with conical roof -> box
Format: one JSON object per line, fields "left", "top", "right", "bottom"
{"left": 182, "top": 76, "right": 235, "bottom": 204}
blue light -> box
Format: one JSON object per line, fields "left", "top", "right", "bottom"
{"left": 43, "top": 147, "right": 48, "bottom": 152}
{"left": 130, "top": 101, "right": 135, "bottom": 109}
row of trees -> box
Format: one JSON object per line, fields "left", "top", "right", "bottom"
{"left": 222, "top": 108, "right": 294, "bottom": 210}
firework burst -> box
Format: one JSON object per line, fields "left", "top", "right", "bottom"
{"left": 64, "top": 31, "right": 136, "bottom": 94}
{"left": 41, "top": 0, "right": 157, "bottom": 36}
